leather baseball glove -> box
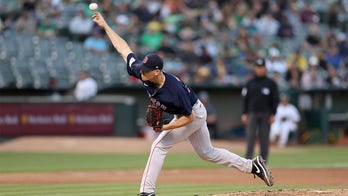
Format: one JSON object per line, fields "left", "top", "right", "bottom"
{"left": 145, "top": 105, "right": 163, "bottom": 132}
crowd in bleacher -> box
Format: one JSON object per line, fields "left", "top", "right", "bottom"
{"left": 1, "top": 0, "right": 348, "bottom": 92}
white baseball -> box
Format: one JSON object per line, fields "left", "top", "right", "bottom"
{"left": 89, "top": 3, "right": 98, "bottom": 11}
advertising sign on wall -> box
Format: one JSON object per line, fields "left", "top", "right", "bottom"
{"left": 0, "top": 103, "right": 115, "bottom": 136}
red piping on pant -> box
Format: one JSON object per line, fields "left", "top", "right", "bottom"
{"left": 141, "top": 131, "right": 170, "bottom": 192}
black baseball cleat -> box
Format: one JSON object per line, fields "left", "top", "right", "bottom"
{"left": 138, "top": 192, "right": 155, "bottom": 196}
{"left": 252, "top": 155, "right": 274, "bottom": 186}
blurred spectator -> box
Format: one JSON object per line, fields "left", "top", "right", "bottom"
{"left": 73, "top": 71, "right": 98, "bottom": 101}
{"left": 140, "top": 20, "right": 164, "bottom": 51}
{"left": 234, "top": 27, "right": 251, "bottom": 53}
{"left": 0, "top": 16, "right": 11, "bottom": 32}
{"left": 326, "top": 65, "right": 345, "bottom": 87}
{"left": 132, "top": 0, "right": 155, "bottom": 24}
{"left": 301, "top": 56, "right": 326, "bottom": 89}
{"left": 250, "top": 32, "right": 266, "bottom": 57}
{"left": 195, "top": 32, "right": 220, "bottom": 60}
{"left": 177, "top": 40, "right": 199, "bottom": 65}
{"left": 68, "top": 10, "right": 94, "bottom": 42}
{"left": 233, "top": 39, "right": 255, "bottom": 66}
{"left": 241, "top": 12, "right": 258, "bottom": 35}
{"left": 270, "top": 94, "right": 300, "bottom": 148}
{"left": 304, "top": 23, "right": 322, "bottom": 51}
{"left": 178, "top": 25, "right": 196, "bottom": 42}
{"left": 255, "top": 12, "right": 279, "bottom": 36}
{"left": 100, "top": 0, "right": 115, "bottom": 14}
{"left": 265, "top": 47, "right": 288, "bottom": 75}
{"left": 272, "top": 71, "right": 289, "bottom": 92}
{"left": 286, "top": 48, "right": 308, "bottom": 72}
{"left": 161, "top": 11, "right": 185, "bottom": 35}
{"left": 214, "top": 56, "right": 230, "bottom": 85}
{"left": 197, "top": 45, "right": 213, "bottom": 64}
{"left": 251, "top": 0, "right": 269, "bottom": 19}
{"left": 0, "top": 0, "right": 22, "bottom": 16}
{"left": 157, "top": 34, "right": 176, "bottom": 55}
{"left": 83, "top": 29, "right": 109, "bottom": 55}
{"left": 317, "top": 51, "right": 329, "bottom": 71}
{"left": 270, "top": 0, "right": 286, "bottom": 21}
{"left": 193, "top": 65, "right": 211, "bottom": 84}
{"left": 14, "top": 10, "right": 37, "bottom": 33}
{"left": 1, "top": 0, "right": 348, "bottom": 93}
{"left": 35, "top": 0, "right": 56, "bottom": 21}
{"left": 326, "top": 46, "right": 344, "bottom": 70}
{"left": 286, "top": 1, "right": 301, "bottom": 26}
{"left": 327, "top": 2, "right": 341, "bottom": 28}
{"left": 198, "top": 1, "right": 223, "bottom": 34}
{"left": 21, "top": 0, "right": 36, "bottom": 12}
{"left": 48, "top": 76, "right": 61, "bottom": 102}
{"left": 199, "top": 91, "right": 219, "bottom": 139}
{"left": 37, "top": 17, "right": 57, "bottom": 38}
{"left": 338, "top": 34, "right": 348, "bottom": 58}
{"left": 159, "top": 0, "right": 184, "bottom": 19}
{"left": 300, "top": 3, "right": 318, "bottom": 24}
{"left": 277, "top": 14, "right": 294, "bottom": 39}
{"left": 322, "top": 30, "right": 339, "bottom": 50}
{"left": 161, "top": 52, "right": 187, "bottom": 79}
{"left": 229, "top": 2, "right": 248, "bottom": 28}
{"left": 285, "top": 60, "right": 303, "bottom": 89}
{"left": 113, "top": 2, "right": 137, "bottom": 37}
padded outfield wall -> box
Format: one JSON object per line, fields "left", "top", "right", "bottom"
{"left": 1, "top": 86, "right": 347, "bottom": 142}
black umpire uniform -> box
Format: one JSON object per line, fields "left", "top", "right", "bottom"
{"left": 241, "top": 58, "right": 279, "bottom": 161}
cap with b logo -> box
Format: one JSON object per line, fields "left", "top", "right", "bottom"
{"left": 139, "top": 54, "right": 163, "bottom": 72}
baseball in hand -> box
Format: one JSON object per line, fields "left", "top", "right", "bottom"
{"left": 89, "top": 3, "right": 98, "bottom": 11}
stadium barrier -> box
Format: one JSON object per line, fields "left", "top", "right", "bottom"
{"left": 0, "top": 87, "right": 347, "bottom": 143}
{"left": 0, "top": 95, "right": 138, "bottom": 137}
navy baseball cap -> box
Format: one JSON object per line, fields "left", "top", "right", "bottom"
{"left": 139, "top": 54, "right": 163, "bottom": 72}
{"left": 254, "top": 58, "right": 266, "bottom": 67}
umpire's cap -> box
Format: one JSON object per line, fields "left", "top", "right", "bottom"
{"left": 140, "top": 53, "right": 163, "bottom": 72}
{"left": 254, "top": 58, "right": 266, "bottom": 67}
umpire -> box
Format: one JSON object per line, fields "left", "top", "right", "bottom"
{"left": 241, "top": 58, "right": 279, "bottom": 161}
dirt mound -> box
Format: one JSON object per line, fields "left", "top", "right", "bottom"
{"left": 210, "top": 189, "right": 348, "bottom": 196}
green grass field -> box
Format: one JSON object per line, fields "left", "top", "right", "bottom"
{"left": 0, "top": 146, "right": 347, "bottom": 196}
{"left": 1, "top": 146, "right": 348, "bottom": 172}
{"left": 1, "top": 183, "right": 346, "bottom": 196}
